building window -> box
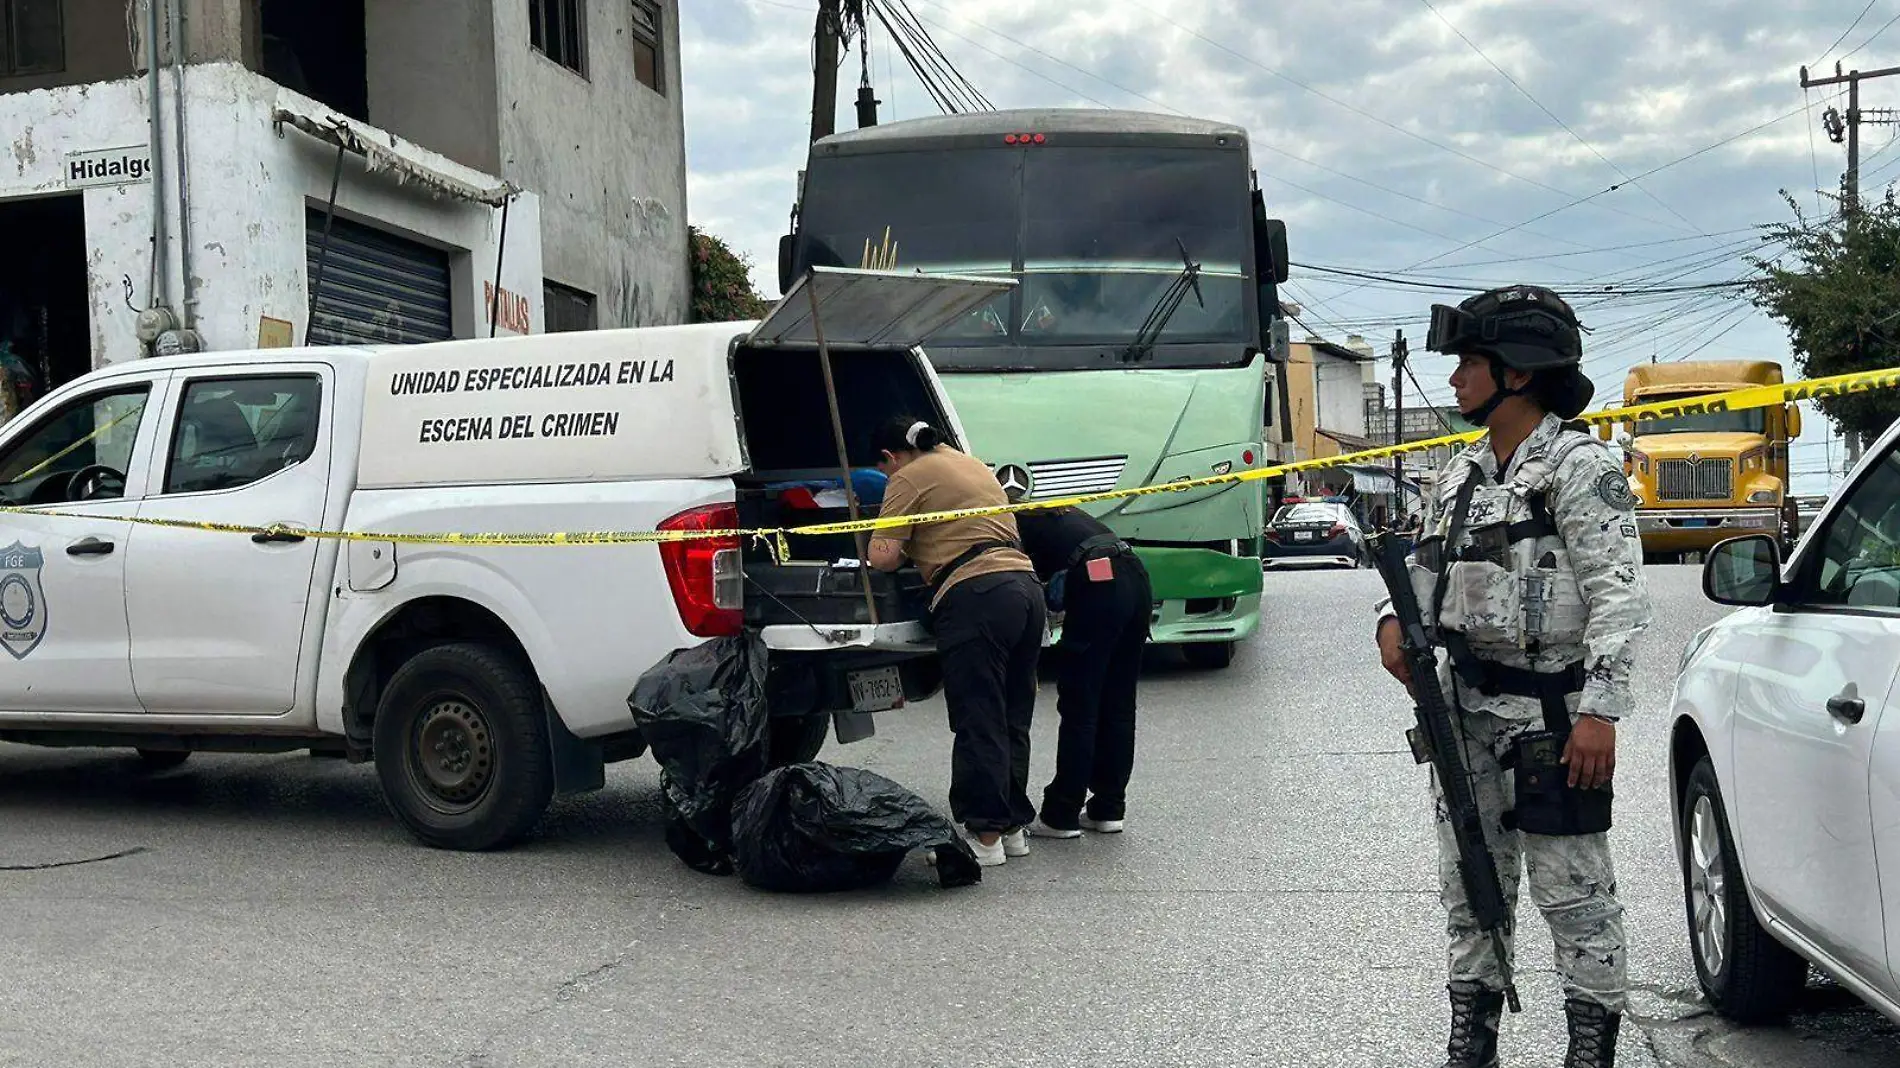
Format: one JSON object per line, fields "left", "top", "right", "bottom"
{"left": 631, "top": 0, "right": 663, "bottom": 95}
{"left": 1, "top": 0, "right": 64, "bottom": 77}
{"left": 529, "top": 0, "right": 585, "bottom": 75}
{"left": 544, "top": 281, "right": 597, "bottom": 333}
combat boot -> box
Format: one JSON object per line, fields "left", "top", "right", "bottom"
{"left": 1438, "top": 980, "right": 1503, "bottom": 1068}
{"left": 1562, "top": 998, "right": 1620, "bottom": 1068}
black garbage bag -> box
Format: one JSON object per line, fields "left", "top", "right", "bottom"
{"left": 731, "top": 762, "right": 983, "bottom": 892}
{"left": 627, "top": 633, "right": 771, "bottom": 875}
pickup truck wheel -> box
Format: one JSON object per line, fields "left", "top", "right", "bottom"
{"left": 1182, "top": 642, "right": 1234, "bottom": 670}
{"left": 768, "top": 714, "right": 830, "bottom": 767}
{"left": 135, "top": 749, "right": 190, "bottom": 770}
{"left": 1682, "top": 756, "right": 1807, "bottom": 1021}
{"left": 374, "top": 642, "right": 553, "bottom": 851}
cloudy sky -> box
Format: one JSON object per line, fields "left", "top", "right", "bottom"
{"left": 678, "top": 0, "right": 1898, "bottom": 493}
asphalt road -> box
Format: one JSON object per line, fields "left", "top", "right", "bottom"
{"left": 2, "top": 565, "right": 1898, "bottom": 1066}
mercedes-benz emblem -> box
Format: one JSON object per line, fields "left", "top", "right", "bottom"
{"left": 995, "top": 464, "right": 1033, "bottom": 502}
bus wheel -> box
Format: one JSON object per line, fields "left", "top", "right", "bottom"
{"left": 1183, "top": 642, "right": 1235, "bottom": 670}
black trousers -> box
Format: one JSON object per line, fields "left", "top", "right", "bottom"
{"left": 933, "top": 570, "right": 1046, "bottom": 833}
{"left": 1042, "top": 553, "right": 1151, "bottom": 825}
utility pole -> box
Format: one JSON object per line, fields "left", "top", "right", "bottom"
{"left": 810, "top": 0, "right": 844, "bottom": 143}
{"left": 1801, "top": 62, "right": 1900, "bottom": 213}
{"left": 1391, "top": 329, "right": 1407, "bottom": 504}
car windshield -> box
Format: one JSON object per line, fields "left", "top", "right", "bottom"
{"left": 1273, "top": 504, "right": 1341, "bottom": 524}
{"left": 796, "top": 144, "right": 1253, "bottom": 368}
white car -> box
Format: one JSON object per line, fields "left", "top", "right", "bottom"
{"left": 1670, "top": 414, "right": 1900, "bottom": 1023}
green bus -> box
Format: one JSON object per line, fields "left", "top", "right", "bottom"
{"left": 778, "top": 109, "right": 1292, "bottom": 668}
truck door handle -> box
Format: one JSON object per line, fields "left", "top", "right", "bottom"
{"left": 252, "top": 530, "right": 307, "bottom": 545}
{"left": 65, "top": 537, "right": 114, "bottom": 556}
{"left": 1829, "top": 694, "right": 1867, "bottom": 724}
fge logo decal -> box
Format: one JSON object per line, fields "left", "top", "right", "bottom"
{"left": 0, "top": 542, "right": 47, "bottom": 660}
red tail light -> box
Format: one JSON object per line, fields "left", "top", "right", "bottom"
{"left": 658, "top": 503, "right": 743, "bottom": 637}
{"left": 1329, "top": 523, "right": 1346, "bottom": 537}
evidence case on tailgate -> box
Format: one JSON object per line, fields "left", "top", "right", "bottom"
{"left": 0, "top": 268, "right": 1013, "bottom": 850}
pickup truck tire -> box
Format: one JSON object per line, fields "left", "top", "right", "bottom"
{"left": 768, "top": 714, "right": 830, "bottom": 767}
{"left": 135, "top": 749, "right": 191, "bottom": 770}
{"left": 373, "top": 642, "right": 554, "bottom": 851}
{"left": 1681, "top": 756, "right": 1808, "bottom": 1021}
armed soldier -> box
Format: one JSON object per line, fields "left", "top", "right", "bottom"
{"left": 1373, "top": 285, "right": 1652, "bottom": 1068}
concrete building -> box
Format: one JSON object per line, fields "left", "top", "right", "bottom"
{"left": 0, "top": 0, "right": 687, "bottom": 401}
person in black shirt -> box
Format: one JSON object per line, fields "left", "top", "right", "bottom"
{"left": 1012, "top": 502, "right": 1153, "bottom": 837}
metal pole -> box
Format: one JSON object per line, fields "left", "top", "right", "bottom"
{"left": 146, "top": 0, "right": 169, "bottom": 310}
{"left": 1391, "top": 329, "right": 1406, "bottom": 509}
{"left": 168, "top": 0, "right": 195, "bottom": 328}
{"left": 490, "top": 194, "right": 512, "bottom": 338}
{"left": 304, "top": 142, "right": 347, "bottom": 344}
{"left": 806, "top": 277, "right": 881, "bottom": 625}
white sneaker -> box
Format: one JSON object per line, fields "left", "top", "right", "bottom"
{"left": 1002, "top": 828, "right": 1031, "bottom": 857}
{"left": 1028, "top": 819, "right": 1082, "bottom": 839}
{"left": 962, "top": 830, "right": 1006, "bottom": 867}
{"left": 1080, "top": 815, "right": 1125, "bottom": 834}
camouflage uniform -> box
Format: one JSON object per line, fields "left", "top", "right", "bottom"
{"left": 1384, "top": 412, "right": 1652, "bottom": 1013}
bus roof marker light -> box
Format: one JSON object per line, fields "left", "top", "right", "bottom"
{"left": 1004, "top": 134, "right": 1019, "bottom": 144}
{"left": 1033, "top": 133, "right": 1047, "bottom": 144}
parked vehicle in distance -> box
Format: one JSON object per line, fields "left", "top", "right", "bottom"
{"left": 0, "top": 268, "right": 1005, "bottom": 852}
{"left": 1261, "top": 501, "right": 1364, "bottom": 569}
{"left": 1667, "top": 412, "right": 1900, "bottom": 1025}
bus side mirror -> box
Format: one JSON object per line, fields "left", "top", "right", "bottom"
{"left": 1252, "top": 191, "right": 1290, "bottom": 284}
{"left": 777, "top": 234, "right": 797, "bottom": 296}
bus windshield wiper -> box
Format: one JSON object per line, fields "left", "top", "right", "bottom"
{"left": 1120, "top": 237, "right": 1204, "bottom": 363}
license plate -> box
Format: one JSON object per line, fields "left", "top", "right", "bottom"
{"left": 1293, "top": 531, "right": 1314, "bottom": 542}
{"left": 848, "top": 666, "right": 905, "bottom": 713}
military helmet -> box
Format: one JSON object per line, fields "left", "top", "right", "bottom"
{"left": 1426, "top": 284, "right": 1584, "bottom": 371}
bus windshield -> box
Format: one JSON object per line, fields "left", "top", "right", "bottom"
{"left": 796, "top": 145, "right": 1254, "bottom": 365}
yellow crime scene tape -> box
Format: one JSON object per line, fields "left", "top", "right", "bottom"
{"left": 3, "top": 364, "right": 1897, "bottom": 549}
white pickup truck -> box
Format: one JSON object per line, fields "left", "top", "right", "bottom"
{"left": 0, "top": 269, "right": 1011, "bottom": 850}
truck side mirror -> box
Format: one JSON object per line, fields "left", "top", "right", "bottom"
{"left": 777, "top": 234, "right": 797, "bottom": 296}
{"left": 1787, "top": 404, "right": 1803, "bottom": 438}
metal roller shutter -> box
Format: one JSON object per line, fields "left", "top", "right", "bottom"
{"left": 305, "top": 209, "right": 453, "bottom": 346}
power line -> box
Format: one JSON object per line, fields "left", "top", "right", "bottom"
{"left": 1122, "top": 0, "right": 1697, "bottom": 236}
{"left": 1417, "top": 0, "right": 1706, "bottom": 236}
{"left": 1397, "top": 99, "right": 1822, "bottom": 273}
{"left": 1841, "top": 8, "right": 1900, "bottom": 62}
{"left": 1816, "top": 0, "right": 1881, "bottom": 68}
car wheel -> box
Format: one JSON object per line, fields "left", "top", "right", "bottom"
{"left": 1183, "top": 642, "right": 1234, "bottom": 670}
{"left": 373, "top": 642, "right": 554, "bottom": 851}
{"left": 1682, "top": 755, "right": 1808, "bottom": 1021}
{"left": 134, "top": 749, "right": 190, "bottom": 770}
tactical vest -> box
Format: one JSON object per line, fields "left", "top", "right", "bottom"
{"left": 1413, "top": 431, "right": 1599, "bottom": 656}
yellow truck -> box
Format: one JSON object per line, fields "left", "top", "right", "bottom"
{"left": 1606, "top": 360, "right": 1801, "bottom": 563}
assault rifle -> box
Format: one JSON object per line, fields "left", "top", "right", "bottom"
{"left": 1369, "top": 531, "right": 1521, "bottom": 1014}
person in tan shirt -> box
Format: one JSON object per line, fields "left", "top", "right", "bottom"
{"left": 867, "top": 416, "right": 1044, "bottom": 867}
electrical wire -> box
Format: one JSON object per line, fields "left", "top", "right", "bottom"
{"left": 1417, "top": 0, "right": 1706, "bottom": 236}
{"left": 1123, "top": 0, "right": 1699, "bottom": 236}
{"left": 1815, "top": 0, "right": 1881, "bottom": 68}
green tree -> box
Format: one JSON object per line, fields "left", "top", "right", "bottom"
{"left": 689, "top": 226, "right": 772, "bottom": 323}
{"left": 1749, "top": 191, "right": 1900, "bottom": 439}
